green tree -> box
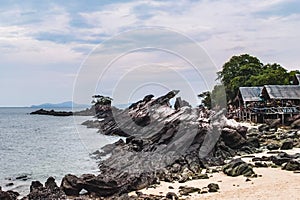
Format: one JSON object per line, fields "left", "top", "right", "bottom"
{"left": 248, "top": 63, "right": 289, "bottom": 86}
{"left": 217, "top": 54, "right": 263, "bottom": 101}
{"left": 198, "top": 91, "right": 211, "bottom": 109}
{"left": 92, "top": 95, "right": 113, "bottom": 105}
{"left": 198, "top": 85, "right": 226, "bottom": 109}
{"left": 289, "top": 70, "right": 300, "bottom": 84}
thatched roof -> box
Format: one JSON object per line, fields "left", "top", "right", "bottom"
{"left": 262, "top": 85, "right": 300, "bottom": 100}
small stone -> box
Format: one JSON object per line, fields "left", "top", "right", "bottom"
{"left": 252, "top": 157, "right": 262, "bottom": 162}
{"left": 267, "top": 143, "right": 280, "bottom": 150}
{"left": 254, "top": 162, "right": 268, "bottom": 168}
{"left": 136, "top": 191, "right": 143, "bottom": 196}
{"left": 282, "top": 159, "right": 300, "bottom": 171}
{"left": 5, "top": 183, "right": 13, "bottom": 187}
{"left": 16, "top": 175, "right": 28, "bottom": 180}
{"left": 179, "top": 186, "right": 201, "bottom": 195}
{"left": 245, "top": 178, "right": 251, "bottom": 182}
{"left": 168, "top": 186, "right": 174, "bottom": 189}
{"left": 196, "top": 173, "right": 209, "bottom": 179}
{"left": 208, "top": 183, "right": 219, "bottom": 193}
{"left": 200, "top": 188, "right": 208, "bottom": 194}
{"left": 280, "top": 139, "right": 294, "bottom": 150}
{"left": 251, "top": 174, "right": 258, "bottom": 178}
{"left": 166, "top": 192, "right": 178, "bottom": 200}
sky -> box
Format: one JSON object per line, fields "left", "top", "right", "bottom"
{"left": 0, "top": 0, "right": 300, "bottom": 106}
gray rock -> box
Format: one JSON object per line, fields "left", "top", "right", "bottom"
{"left": 280, "top": 139, "right": 294, "bottom": 150}
{"left": 166, "top": 192, "right": 178, "bottom": 200}
{"left": 208, "top": 183, "right": 219, "bottom": 192}
{"left": 223, "top": 158, "right": 255, "bottom": 177}
{"left": 179, "top": 186, "right": 200, "bottom": 195}
{"left": 291, "top": 119, "right": 300, "bottom": 128}
{"left": 282, "top": 159, "right": 300, "bottom": 171}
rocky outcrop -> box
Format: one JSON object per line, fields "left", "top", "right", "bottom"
{"left": 0, "top": 187, "right": 19, "bottom": 200}
{"left": 72, "top": 90, "right": 255, "bottom": 197}
{"left": 30, "top": 109, "right": 73, "bottom": 116}
{"left": 23, "top": 177, "right": 66, "bottom": 200}
{"left": 30, "top": 106, "right": 96, "bottom": 117}
{"left": 29, "top": 90, "right": 297, "bottom": 199}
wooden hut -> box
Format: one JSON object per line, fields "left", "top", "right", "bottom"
{"left": 294, "top": 74, "right": 300, "bottom": 85}
{"left": 261, "top": 85, "right": 300, "bottom": 106}
{"left": 258, "top": 85, "right": 300, "bottom": 123}
{"left": 234, "top": 87, "right": 263, "bottom": 121}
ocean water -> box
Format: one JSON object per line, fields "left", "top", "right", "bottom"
{"left": 0, "top": 107, "right": 120, "bottom": 196}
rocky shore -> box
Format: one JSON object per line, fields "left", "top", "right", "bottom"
{"left": 3, "top": 90, "right": 300, "bottom": 199}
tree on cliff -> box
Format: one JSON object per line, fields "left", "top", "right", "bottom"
{"left": 92, "top": 95, "right": 113, "bottom": 105}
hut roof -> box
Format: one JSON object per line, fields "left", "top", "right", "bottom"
{"left": 238, "top": 87, "right": 263, "bottom": 102}
{"left": 295, "top": 74, "right": 300, "bottom": 85}
{"left": 263, "top": 85, "right": 300, "bottom": 100}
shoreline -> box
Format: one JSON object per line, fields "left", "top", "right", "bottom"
{"left": 132, "top": 148, "right": 300, "bottom": 200}
{"left": 1, "top": 91, "right": 300, "bottom": 200}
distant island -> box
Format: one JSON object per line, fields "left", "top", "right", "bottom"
{"left": 30, "top": 101, "right": 89, "bottom": 108}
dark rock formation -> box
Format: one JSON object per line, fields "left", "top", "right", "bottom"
{"left": 166, "top": 192, "right": 178, "bottom": 200}
{"left": 24, "top": 178, "right": 66, "bottom": 200}
{"left": 280, "top": 139, "right": 294, "bottom": 150}
{"left": 0, "top": 187, "right": 19, "bottom": 200}
{"left": 178, "top": 186, "right": 200, "bottom": 195}
{"left": 283, "top": 159, "right": 300, "bottom": 171}
{"left": 30, "top": 109, "right": 73, "bottom": 116}
{"left": 75, "top": 90, "right": 259, "bottom": 197}
{"left": 222, "top": 158, "right": 255, "bottom": 177}
{"left": 270, "top": 152, "right": 300, "bottom": 167}
{"left": 30, "top": 106, "right": 96, "bottom": 117}
{"left": 60, "top": 174, "right": 83, "bottom": 196}
{"left": 291, "top": 119, "right": 300, "bottom": 128}
{"left": 208, "top": 183, "right": 219, "bottom": 192}
{"left": 28, "top": 90, "right": 265, "bottom": 199}
{"left": 174, "top": 97, "right": 191, "bottom": 110}
{"left": 221, "top": 127, "right": 247, "bottom": 149}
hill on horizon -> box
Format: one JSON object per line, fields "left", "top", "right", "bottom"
{"left": 30, "top": 101, "right": 90, "bottom": 108}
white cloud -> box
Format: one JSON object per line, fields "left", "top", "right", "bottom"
{"left": 1, "top": 0, "right": 300, "bottom": 106}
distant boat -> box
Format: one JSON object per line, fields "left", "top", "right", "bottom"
{"left": 30, "top": 101, "right": 89, "bottom": 108}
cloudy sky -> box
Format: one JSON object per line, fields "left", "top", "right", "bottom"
{"left": 0, "top": 0, "right": 300, "bottom": 106}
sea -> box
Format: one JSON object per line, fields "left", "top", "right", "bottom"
{"left": 0, "top": 107, "right": 121, "bottom": 196}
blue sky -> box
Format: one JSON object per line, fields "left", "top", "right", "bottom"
{"left": 0, "top": 0, "right": 300, "bottom": 106}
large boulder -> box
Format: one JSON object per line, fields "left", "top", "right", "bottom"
{"left": 0, "top": 188, "right": 19, "bottom": 200}
{"left": 60, "top": 174, "right": 83, "bottom": 196}
{"left": 291, "top": 119, "right": 300, "bottom": 128}
{"left": 222, "top": 158, "right": 255, "bottom": 177}
{"left": 280, "top": 139, "right": 294, "bottom": 150}
{"left": 26, "top": 178, "right": 66, "bottom": 199}
{"left": 283, "top": 159, "right": 300, "bottom": 171}
{"left": 221, "top": 128, "right": 247, "bottom": 149}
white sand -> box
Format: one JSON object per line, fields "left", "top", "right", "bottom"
{"left": 133, "top": 148, "right": 300, "bottom": 200}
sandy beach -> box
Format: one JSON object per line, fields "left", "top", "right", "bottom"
{"left": 134, "top": 148, "right": 300, "bottom": 200}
